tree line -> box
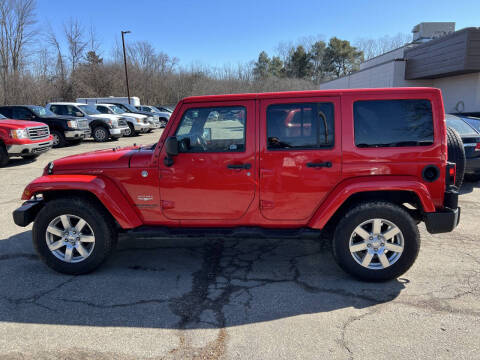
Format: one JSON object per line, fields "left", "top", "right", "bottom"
{"left": 0, "top": 0, "right": 411, "bottom": 107}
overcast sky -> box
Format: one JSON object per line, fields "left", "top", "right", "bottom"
{"left": 37, "top": 0, "right": 480, "bottom": 66}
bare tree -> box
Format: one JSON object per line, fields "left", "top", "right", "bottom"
{"left": 0, "top": 0, "right": 36, "bottom": 103}
{"left": 64, "top": 18, "right": 87, "bottom": 72}
{"left": 355, "top": 33, "right": 412, "bottom": 60}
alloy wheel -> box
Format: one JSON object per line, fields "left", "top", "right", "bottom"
{"left": 45, "top": 214, "right": 95, "bottom": 263}
{"left": 349, "top": 218, "right": 404, "bottom": 270}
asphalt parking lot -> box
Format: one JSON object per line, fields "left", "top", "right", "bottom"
{"left": 0, "top": 131, "right": 479, "bottom": 360}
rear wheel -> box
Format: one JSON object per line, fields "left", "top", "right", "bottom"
{"left": 32, "top": 198, "right": 117, "bottom": 274}
{"left": 92, "top": 126, "right": 109, "bottom": 142}
{"left": 332, "top": 201, "right": 420, "bottom": 282}
{"left": 447, "top": 127, "right": 466, "bottom": 188}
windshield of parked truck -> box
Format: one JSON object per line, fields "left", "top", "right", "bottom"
{"left": 29, "top": 105, "right": 56, "bottom": 117}
{"left": 78, "top": 104, "right": 101, "bottom": 115}
{"left": 0, "top": 113, "right": 5, "bottom": 119}
{"left": 119, "top": 103, "right": 139, "bottom": 112}
{"left": 109, "top": 105, "right": 125, "bottom": 114}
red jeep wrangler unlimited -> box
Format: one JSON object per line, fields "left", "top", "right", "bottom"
{"left": 13, "top": 88, "right": 460, "bottom": 281}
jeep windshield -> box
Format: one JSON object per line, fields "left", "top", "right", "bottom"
{"left": 29, "top": 105, "right": 56, "bottom": 118}
{"left": 78, "top": 104, "right": 101, "bottom": 115}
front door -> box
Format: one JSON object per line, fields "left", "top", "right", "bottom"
{"left": 159, "top": 100, "right": 256, "bottom": 220}
{"left": 259, "top": 96, "right": 342, "bottom": 221}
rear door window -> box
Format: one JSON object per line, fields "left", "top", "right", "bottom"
{"left": 354, "top": 99, "right": 434, "bottom": 147}
{"left": 266, "top": 102, "right": 334, "bottom": 150}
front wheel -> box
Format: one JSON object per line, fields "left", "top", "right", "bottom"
{"left": 332, "top": 201, "right": 420, "bottom": 282}
{"left": 92, "top": 126, "right": 109, "bottom": 142}
{"left": 32, "top": 198, "right": 117, "bottom": 274}
{"left": 51, "top": 130, "right": 66, "bottom": 148}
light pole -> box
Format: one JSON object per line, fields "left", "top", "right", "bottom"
{"left": 121, "top": 30, "right": 131, "bottom": 104}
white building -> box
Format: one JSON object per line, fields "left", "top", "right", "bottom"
{"left": 320, "top": 23, "right": 480, "bottom": 114}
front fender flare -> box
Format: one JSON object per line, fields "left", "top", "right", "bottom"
{"left": 308, "top": 176, "right": 436, "bottom": 230}
{"left": 22, "top": 175, "right": 142, "bottom": 229}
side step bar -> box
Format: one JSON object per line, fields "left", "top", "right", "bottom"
{"left": 126, "top": 226, "right": 323, "bottom": 240}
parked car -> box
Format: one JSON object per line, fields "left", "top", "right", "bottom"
{"left": 104, "top": 102, "right": 162, "bottom": 131}
{"left": 446, "top": 114, "right": 480, "bottom": 181}
{"left": 94, "top": 104, "right": 150, "bottom": 137}
{"left": 135, "top": 105, "right": 171, "bottom": 127}
{"left": 14, "top": 88, "right": 461, "bottom": 282}
{"left": 0, "top": 105, "right": 90, "bottom": 148}
{"left": 46, "top": 102, "right": 129, "bottom": 142}
{"left": 0, "top": 113, "right": 53, "bottom": 166}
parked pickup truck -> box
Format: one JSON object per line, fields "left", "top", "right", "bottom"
{"left": 0, "top": 113, "right": 53, "bottom": 166}
{"left": 0, "top": 105, "right": 91, "bottom": 148}
{"left": 46, "top": 102, "right": 129, "bottom": 142}
{"left": 94, "top": 103, "right": 150, "bottom": 137}
{"left": 14, "top": 88, "right": 461, "bottom": 281}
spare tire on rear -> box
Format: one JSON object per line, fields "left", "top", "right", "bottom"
{"left": 447, "top": 127, "right": 466, "bottom": 188}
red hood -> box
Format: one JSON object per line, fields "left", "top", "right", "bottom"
{"left": 53, "top": 146, "right": 142, "bottom": 172}
{"left": 0, "top": 119, "right": 47, "bottom": 129}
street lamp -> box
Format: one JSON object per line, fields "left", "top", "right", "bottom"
{"left": 121, "top": 30, "right": 131, "bottom": 104}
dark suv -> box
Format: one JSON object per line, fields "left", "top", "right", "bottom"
{"left": 0, "top": 105, "right": 91, "bottom": 148}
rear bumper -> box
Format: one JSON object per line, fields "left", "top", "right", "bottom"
{"left": 425, "top": 207, "right": 460, "bottom": 234}
{"left": 7, "top": 140, "right": 53, "bottom": 156}
{"left": 424, "top": 188, "right": 460, "bottom": 234}
{"left": 13, "top": 200, "right": 44, "bottom": 227}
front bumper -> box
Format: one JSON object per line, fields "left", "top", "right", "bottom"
{"left": 7, "top": 140, "right": 53, "bottom": 156}
{"left": 13, "top": 199, "right": 44, "bottom": 227}
{"left": 134, "top": 123, "right": 151, "bottom": 132}
{"left": 109, "top": 126, "right": 130, "bottom": 137}
{"left": 424, "top": 187, "right": 460, "bottom": 234}
{"left": 148, "top": 121, "right": 161, "bottom": 129}
{"left": 65, "top": 129, "right": 91, "bottom": 140}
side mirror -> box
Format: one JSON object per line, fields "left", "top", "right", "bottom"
{"left": 164, "top": 136, "right": 178, "bottom": 166}
{"left": 74, "top": 111, "right": 84, "bottom": 117}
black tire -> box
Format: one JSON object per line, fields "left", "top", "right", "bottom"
{"left": 125, "top": 123, "right": 137, "bottom": 137}
{"left": 21, "top": 154, "right": 39, "bottom": 160}
{"left": 159, "top": 118, "right": 167, "bottom": 128}
{"left": 0, "top": 143, "right": 8, "bottom": 167}
{"left": 32, "top": 197, "right": 117, "bottom": 275}
{"left": 92, "top": 126, "right": 109, "bottom": 142}
{"left": 447, "top": 127, "right": 466, "bottom": 188}
{"left": 332, "top": 201, "right": 420, "bottom": 282}
{"left": 51, "top": 130, "right": 66, "bottom": 148}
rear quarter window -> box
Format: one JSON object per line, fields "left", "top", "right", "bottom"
{"left": 354, "top": 99, "right": 434, "bottom": 148}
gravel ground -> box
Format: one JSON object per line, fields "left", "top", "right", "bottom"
{"left": 0, "top": 130, "right": 479, "bottom": 360}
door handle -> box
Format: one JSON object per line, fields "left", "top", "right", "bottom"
{"left": 306, "top": 161, "right": 332, "bottom": 168}
{"left": 227, "top": 163, "right": 251, "bottom": 170}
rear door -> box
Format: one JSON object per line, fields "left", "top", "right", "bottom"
{"left": 259, "top": 96, "right": 342, "bottom": 221}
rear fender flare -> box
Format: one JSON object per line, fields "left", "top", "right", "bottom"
{"left": 308, "top": 176, "right": 436, "bottom": 229}
{"left": 22, "top": 175, "right": 142, "bottom": 229}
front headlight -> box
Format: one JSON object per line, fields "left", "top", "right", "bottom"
{"left": 67, "top": 120, "right": 78, "bottom": 128}
{"left": 10, "top": 129, "right": 28, "bottom": 139}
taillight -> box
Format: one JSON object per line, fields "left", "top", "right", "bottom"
{"left": 475, "top": 143, "right": 480, "bottom": 152}
{"left": 446, "top": 162, "right": 456, "bottom": 187}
